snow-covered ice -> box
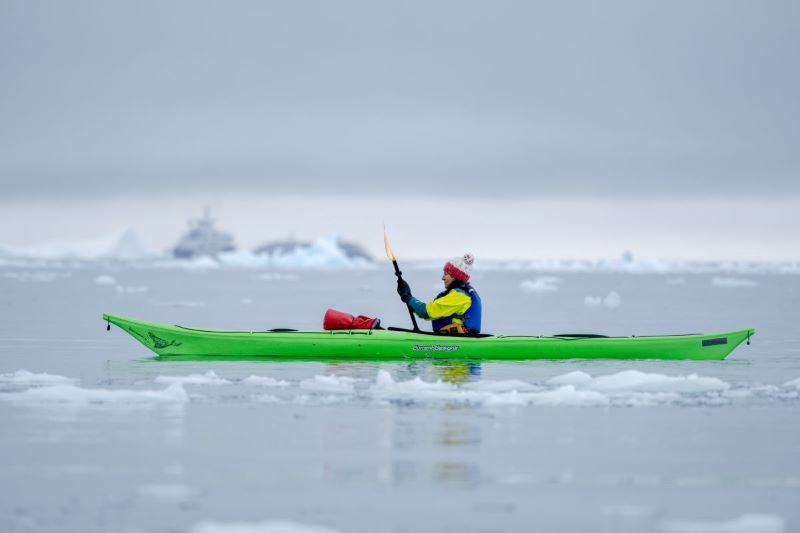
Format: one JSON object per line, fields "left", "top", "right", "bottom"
{"left": 584, "top": 290, "right": 622, "bottom": 308}
{"left": 299, "top": 375, "right": 357, "bottom": 394}
{"left": 243, "top": 375, "right": 290, "bottom": 387}
{"left": 0, "top": 369, "right": 78, "bottom": 386}
{"left": 660, "top": 513, "right": 785, "bottom": 533}
{"left": 711, "top": 277, "right": 758, "bottom": 288}
{"left": 520, "top": 276, "right": 563, "bottom": 293}
{"left": 0, "top": 382, "right": 188, "bottom": 407}
{"left": 0, "top": 228, "right": 153, "bottom": 261}
{"left": 155, "top": 371, "right": 231, "bottom": 386}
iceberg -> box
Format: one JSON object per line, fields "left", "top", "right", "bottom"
{"left": 253, "top": 235, "right": 373, "bottom": 269}
{"left": 0, "top": 228, "right": 153, "bottom": 261}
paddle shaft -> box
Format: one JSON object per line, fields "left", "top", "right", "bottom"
{"left": 392, "top": 259, "right": 419, "bottom": 331}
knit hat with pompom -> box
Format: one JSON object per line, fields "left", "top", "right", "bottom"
{"left": 443, "top": 253, "right": 474, "bottom": 282}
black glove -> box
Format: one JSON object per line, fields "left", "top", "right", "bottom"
{"left": 396, "top": 279, "right": 412, "bottom": 303}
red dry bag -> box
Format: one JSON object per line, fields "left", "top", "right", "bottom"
{"left": 323, "top": 308, "right": 380, "bottom": 330}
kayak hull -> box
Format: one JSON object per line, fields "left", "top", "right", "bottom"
{"left": 104, "top": 314, "right": 754, "bottom": 360}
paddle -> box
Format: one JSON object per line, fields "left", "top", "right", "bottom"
{"left": 383, "top": 227, "right": 420, "bottom": 332}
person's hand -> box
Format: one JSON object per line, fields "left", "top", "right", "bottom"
{"left": 396, "top": 279, "right": 412, "bottom": 303}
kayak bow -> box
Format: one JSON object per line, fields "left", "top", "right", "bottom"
{"left": 103, "top": 313, "right": 754, "bottom": 360}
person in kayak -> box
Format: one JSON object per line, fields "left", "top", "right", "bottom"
{"left": 396, "top": 253, "right": 482, "bottom": 335}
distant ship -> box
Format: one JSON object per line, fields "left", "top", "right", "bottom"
{"left": 255, "top": 236, "right": 372, "bottom": 262}
{"left": 172, "top": 208, "right": 236, "bottom": 259}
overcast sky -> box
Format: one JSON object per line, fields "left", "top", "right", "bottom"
{"left": 1, "top": 0, "right": 798, "bottom": 259}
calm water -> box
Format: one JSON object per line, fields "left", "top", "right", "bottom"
{"left": 1, "top": 267, "right": 798, "bottom": 533}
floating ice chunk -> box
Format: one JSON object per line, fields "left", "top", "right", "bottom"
{"left": 193, "top": 520, "right": 340, "bottom": 533}
{"left": 711, "top": 277, "right": 757, "bottom": 288}
{"left": 584, "top": 291, "right": 620, "bottom": 308}
{"left": 660, "top": 513, "right": 785, "bottom": 533}
{"left": 0, "top": 369, "right": 78, "bottom": 386}
{"left": 613, "top": 391, "right": 682, "bottom": 407}
{"left": 782, "top": 377, "right": 800, "bottom": 389}
{"left": 374, "top": 369, "right": 395, "bottom": 387}
{"left": 2, "top": 271, "right": 71, "bottom": 282}
{"left": 547, "top": 371, "right": 593, "bottom": 386}
{"left": 155, "top": 371, "right": 231, "bottom": 386}
{"left": 591, "top": 370, "right": 729, "bottom": 393}
{"left": 153, "top": 256, "right": 221, "bottom": 270}
{"left": 666, "top": 277, "right": 686, "bottom": 285}
{"left": 520, "top": 276, "right": 563, "bottom": 293}
{"left": 584, "top": 295, "right": 602, "bottom": 307}
{"left": 94, "top": 275, "right": 116, "bottom": 285}
{"left": 483, "top": 390, "right": 528, "bottom": 406}
{"left": 372, "top": 370, "right": 451, "bottom": 394}
{"left": 0, "top": 228, "right": 153, "bottom": 261}
{"left": 549, "top": 370, "right": 729, "bottom": 393}
{"left": 254, "top": 394, "right": 282, "bottom": 403}
{"left": 721, "top": 389, "right": 754, "bottom": 400}
{"left": 604, "top": 291, "right": 621, "bottom": 308}
{"left": 370, "top": 371, "right": 483, "bottom": 403}
{"left": 116, "top": 284, "right": 149, "bottom": 295}
{"left": 0, "top": 382, "right": 188, "bottom": 406}
{"left": 299, "top": 375, "right": 356, "bottom": 394}
{"left": 484, "top": 386, "right": 609, "bottom": 407}
{"left": 528, "top": 385, "right": 609, "bottom": 407}
{"left": 243, "top": 376, "right": 289, "bottom": 387}
{"left": 462, "top": 379, "right": 537, "bottom": 392}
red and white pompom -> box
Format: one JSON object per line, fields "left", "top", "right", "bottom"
{"left": 444, "top": 252, "right": 475, "bottom": 282}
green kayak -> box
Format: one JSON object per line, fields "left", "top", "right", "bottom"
{"left": 104, "top": 313, "right": 754, "bottom": 360}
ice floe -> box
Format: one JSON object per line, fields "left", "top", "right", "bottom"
{"left": 192, "top": 520, "right": 340, "bottom": 533}
{"left": 520, "top": 276, "right": 563, "bottom": 293}
{"left": 115, "top": 284, "right": 149, "bottom": 295}
{"left": 711, "top": 277, "right": 758, "bottom": 288}
{"left": 0, "top": 369, "right": 188, "bottom": 409}
{"left": 0, "top": 382, "right": 188, "bottom": 407}
{"left": 548, "top": 370, "right": 730, "bottom": 393}
{"left": 93, "top": 274, "right": 149, "bottom": 295}
{"left": 155, "top": 371, "right": 231, "bottom": 386}
{"left": 243, "top": 375, "right": 290, "bottom": 387}
{"left": 475, "top": 257, "right": 800, "bottom": 275}
{"left": 0, "top": 228, "right": 153, "bottom": 261}
{"left": 660, "top": 513, "right": 785, "bottom": 533}
{"left": 584, "top": 291, "right": 621, "bottom": 309}
{"left": 0, "top": 369, "right": 78, "bottom": 386}
{"left": 783, "top": 377, "right": 800, "bottom": 389}
{"left": 3, "top": 369, "right": 799, "bottom": 411}
{"left": 299, "top": 375, "right": 356, "bottom": 394}
{"left": 483, "top": 386, "right": 609, "bottom": 407}
{"left": 158, "top": 235, "right": 374, "bottom": 271}
{"left": 461, "top": 379, "right": 538, "bottom": 393}
{"left": 2, "top": 271, "right": 72, "bottom": 282}
{"left": 254, "top": 394, "right": 282, "bottom": 403}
